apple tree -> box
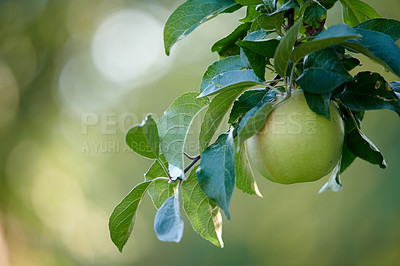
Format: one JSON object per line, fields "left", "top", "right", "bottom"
{"left": 109, "top": 0, "right": 400, "bottom": 251}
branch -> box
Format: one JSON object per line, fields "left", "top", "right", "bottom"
{"left": 184, "top": 155, "right": 201, "bottom": 174}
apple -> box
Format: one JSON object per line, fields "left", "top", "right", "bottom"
{"left": 246, "top": 89, "right": 344, "bottom": 184}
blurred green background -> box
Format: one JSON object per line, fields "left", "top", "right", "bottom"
{"left": 0, "top": 0, "right": 399, "bottom": 265}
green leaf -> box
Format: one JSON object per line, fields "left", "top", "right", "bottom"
{"left": 237, "top": 101, "right": 272, "bottom": 146}
{"left": 164, "top": 0, "right": 240, "bottom": 55}
{"left": 236, "top": 31, "right": 280, "bottom": 58}
{"left": 303, "top": 91, "right": 332, "bottom": 119}
{"left": 145, "top": 156, "right": 177, "bottom": 209}
{"left": 200, "top": 56, "right": 246, "bottom": 93}
{"left": 229, "top": 89, "right": 275, "bottom": 123}
{"left": 240, "top": 47, "right": 267, "bottom": 80}
{"left": 154, "top": 191, "right": 184, "bottom": 242}
{"left": 291, "top": 24, "right": 362, "bottom": 64}
{"left": 234, "top": 139, "right": 262, "bottom": 196}
{"left": 196, "top": 131, "right": 235, "bottom": 221}
{"left": 339, "top": 0, "right": 380, "bottom": 27}
{"left": 340, "top": 54, "right": 361, "bottom": 71}
{"left": 181, "top": 166, "right": 224, "bottom": 247}
{"left": 239, "top": 6, "right": 259, "bottom": 22}
{"left": 356, "top": 18, "right": 400, "bottom": 42}
{"left": 125, "top": 114, "right": 159, "bottom": 159}
{"left": 340, "top": 137, "right": 357, "bottom": 173}
{"left": 235, "top": 0, "right": 262, "bottom": 5}
{"left": 338, "top": 72, "right": 400, "bottom": 115}
{"left": 212, "top": 23, "right": 251, "bottom": 57}
{"left": 303, "top": 3, "right": 327, "bottom": 29}
{"left": 318, "top": 0, "right": 338, "bottom": 9}
{"left": 346, "top": 128, "right": 387, "bottom": 168}
{"left": 199, "top": 69, "right": 264, "bottom": 97}
{"left": 109, "top": 181, "right": 152, "bottom": 252}
{"left": 296, "top": 48, "right": 352, "bottom": 94}
{"left": 341, "top": 28, "right": 400, "bottom": 77}
{"left": 199, "top": 85, "right": 251, "bottom": 153}
{"left": 251, "top": 11, "right": 284, "bottom": 32}
{"left": 158, "top": 92, "right": 210, "bottom": 180}
{"left": 274, "top": 19, "right": 302, "bottom": 77}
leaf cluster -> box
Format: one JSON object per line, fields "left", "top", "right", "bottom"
{"left": 109, "top": 0, "right": 400, "bottom": 250}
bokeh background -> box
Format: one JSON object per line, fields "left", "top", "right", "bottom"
{"left": 0, "top": 0, "right": 399, "bottom": 265}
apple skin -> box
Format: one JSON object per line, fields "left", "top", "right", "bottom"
{"left": 246, "top": 89, "right": 344, "bottom": 184}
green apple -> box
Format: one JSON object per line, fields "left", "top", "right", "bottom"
{"left": 246, "top": 89, "right": 344, "bottom": 184}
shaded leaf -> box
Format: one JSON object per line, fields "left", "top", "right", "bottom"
{"left": 318, "top": 161, "right": 343, "bottom": 193}
{"left": 339, "top": 0, "right": 380, "bottom": 27}
{"left": 109, "top": 181, "right": 152, "bottom": 252}
{"left": 158, "top": 92, "right": 210, "bottom": 180}
{"left": 303, "top": 91, "right": 332, "bottom": 119}
{"left": 235, "top": 0, "right": 262, "bottom": 5}
{"left": 237, "top": 101, "right": 272, "bottom": 146}
{"left": 356, "top": 18, "right": 400, "bottom": 42}
{"left": 212, "top": 23, "right": 251, "bottom": 57}
{"left": 346, "top": 128, "right": 387, "bottom": 168}
{"left": 342, "top": 28, "right": 400, "bottom": 77}
{"left": 181, "top": 166, "right": 224, "bottom": 247}
{"left": 291, "top": 24, "right": 362, "bottom": 63}
{"left": 200, "top": 56, "right": 246, "bottom": 93}
{"left": 154, "top": 191, "right": 184, "bottom": 242}
{"left": 297, "top": 48, "right": 352, "bottom": 94}
{"left": 340, "top": 54, "right": 361, "bottom": 71}
{"left": 125, "top": 114, "right": 159, "bottom": 159}
{"left": 199, "top": 69, "right": 264, "bottom": 97}
{"left": 340, "top": 136, "right": 357, "bottom": 173}
{"left": 319, "top": 0, "right": 338, "bottom": 9}
{"left": 251, "top": 12, "right": 284, "bottom": 32}
{"left": 145, "top": 156, "right": 177, "bottom": 209}
{"left": 239, "top": 6, "right": 259, "bottom": 22}
{"left": 303, "top": 3, "right": 327, "bottom": 29}
{"left": 274, "top": 19, "right": 302, "bottom": 77}
{"left": 236, "top": 29, "right": 280, "bottom": 58}
{"left": 338, "top": 72, "right": 400, "bottom": 115}
{"left": 164, "top": 0, "right": 240, "bottom": 55}
{"left": 234, "top": 140, "right": 262, "bottom": 196}
{"left": 229, "top": 89, "right": 275, "bottom": 123}
{"left": 199, "top": 85, "right": 252, "bottom": 153}
{"left": 196, "top": 131, "right": 235, "bottom": 221}
{"left": 240, "top": 47, "right": 267, "bottom": 80}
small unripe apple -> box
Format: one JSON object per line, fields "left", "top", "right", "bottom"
{"left": 246, "top": 89, "right": 344, "bottom": 184}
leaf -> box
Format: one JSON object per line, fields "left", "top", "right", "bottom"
{"left": 145, "top": 156, "right": 177, "bottom": 209}
{"left": 341, "top": 28, "right": 400, "bottom": 77}
{"left": 199, "top": 85, "right": 251, "bottom": 153}
{"left": 154, "top": 191, "right": 184, "bottom": 242}
{"left": 234, "top": 140, "right": 262, "bottom": 196}
{"left": 109, "top": 181, "right": 152, "bottom": 252}
{"left": 181, "top": 166, "right": 224, "bottom": 247}
{"left": 296, "top": 48, "right": 352, "bottom": 94}
{"left": 158, "top": 92, "right": 210, "bottom": 180}
{"left": 303, "top": 91, "right": 332, "bottom": 119}
{"left": 164, "top": 0, "right": 240, "bottom": 55}
{"left": 290, "top": 24, "right": 362, "bottom": 64}
{"left": 240, "top": 47, "right": 267, "bottom": 80}
{"left": 339, "top": 0, "right": 380, "bottom": 27}
{"left": 338, "top": 72, "right": 400, "bottom": 115}
{"left": 237, "top": 101, "right": 272, "bottom": 146}
{"left": 346, "top": 128, "right": 387, "bottom": 168}
{"left": 239, "top": 6, "right": 259, "bottom": 22}
{"left": 356, "top": 18, "right": 400, "bottom": 42}
{"left": 235, "top": 0, "right": 262, "bottom": 5}
{"left": 340, "top": 136, "right": 357, "bottom": 173}
{"left": 125, "top": 114, "right": 159, "bottom": 159}
{"left": 318, "top": 161, "right": 343, "bottom": 193}
{"left": 196, "top": 131, "right": 236, "bottom": 221}
{"left": 229, "top": 89, "right": 275, "bottom": 123}
{"left": 390, "top": 81, "right": 400, "bottom": 96}
{"left": 319, "top": 0, "right": 338, "bottom": 9}
{"left": 200, "top": 56, "right": 246, "bottom": 93}
{"left": 340, "top": 54, "right": 361, "bottom": 71}
{"left": 274, "top": 19, "right": 302, "bottom": 77}
{"left": 303, "top": 3, "right": 327, "bottom": 29}
{"left": 211, "top": 23, "right": 251, "bottom": 57}
{"left": 251, "top": 12, "right": 284, "bottom": 32}
{"left": 199, "top": 69, "right": 264, "bottom": 97}
{"left": 236, "top": 30, "right": 280, "bottom": 58}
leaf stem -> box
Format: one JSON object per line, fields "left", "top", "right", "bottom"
{"left": 184, "top": 155, "right": 201, "bottom": 174}
{"left": 184, "top": 152, "right": 198, "bottom": 160}
{"left": 156, "top": 157, "right": 172, "bottom": 180}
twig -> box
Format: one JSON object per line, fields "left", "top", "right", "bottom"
{"left": 184, "top": 152, "right": 198, "bottom": 160}
{"left": 184, "top": 155, "right": 201, "bottom": 174}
